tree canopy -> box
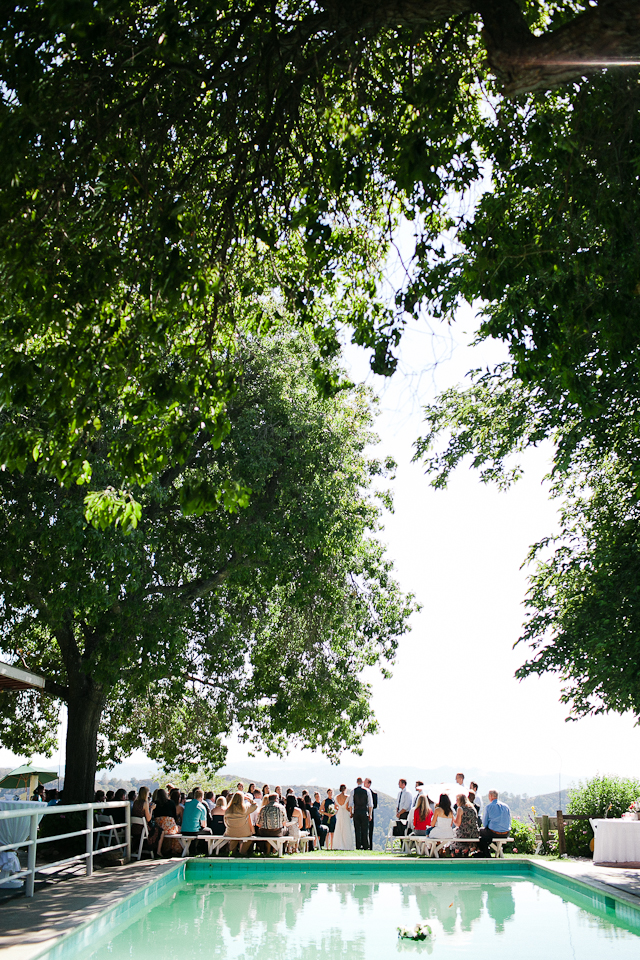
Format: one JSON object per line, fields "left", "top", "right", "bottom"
{"left": 3, "top": 2, "right": 640, "bottom": 732}
{"left": 0, "top": 335, "right": 415, "bottom": 800}
{"left": 516, "top": 449, "right": 640, "bottom": 721}
{"left": 2, "top": 1, "right": 638, "bottom": 525}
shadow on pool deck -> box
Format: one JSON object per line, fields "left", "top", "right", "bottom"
{"left": 0, "top": 854, "right": 639, "bottom": 960}
{"left": 0, "top": 859, "right": 179, "bottom": 960}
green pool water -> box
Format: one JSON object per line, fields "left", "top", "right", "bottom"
{"left": 62, "top": 863, "right": 640, "bottom": 960}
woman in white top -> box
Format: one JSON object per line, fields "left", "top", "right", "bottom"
{"left": 428, "top": 793, "right": 455, "bottom": 839}
{"left": 332, "top": 784, "right": 355, "bottom": 850}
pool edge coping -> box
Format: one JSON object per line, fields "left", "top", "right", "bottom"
{"left": 4, "top": 855, "right": 640, "bottom": 960}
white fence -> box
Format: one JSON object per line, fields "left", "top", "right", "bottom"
{"left": 0, "top": 801, "right": 131, "bottom": 897}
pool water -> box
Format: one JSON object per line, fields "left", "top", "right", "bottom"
{"left": 71, "top": 872, "right": 640, "bottom": 960}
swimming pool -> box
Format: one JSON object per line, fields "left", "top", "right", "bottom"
{"left": 35, "top": 860, "right": 640, "bottom": 960}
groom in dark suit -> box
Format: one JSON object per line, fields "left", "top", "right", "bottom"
{"left": 364, "top": 778, "right": 377, "bottom": 850}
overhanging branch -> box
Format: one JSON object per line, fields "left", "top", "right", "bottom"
{"left": 320, "top": 0, "right": 640, "bottom": 95}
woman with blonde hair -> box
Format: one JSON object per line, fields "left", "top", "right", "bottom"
{"left": 412, "top": 794, "right": 433, "bottom": 836}
{"left": 224, "top": 791, "right": 258, "bottom": 856}
{"left": 210, "top": 795, "right": 227, "bottom": 836}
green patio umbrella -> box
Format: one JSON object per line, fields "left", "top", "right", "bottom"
{"left": 0, "top": 763, "right": 58, "bottom": 798}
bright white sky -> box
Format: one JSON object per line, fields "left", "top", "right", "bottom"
{"left": 218, "top": 296, "right": 640, "bottom": 786}
{"left": 2, "top": 300, "right": 639, "bottom": 788}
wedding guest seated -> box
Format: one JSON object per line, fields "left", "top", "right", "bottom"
{"left": 286, "top": 792, "right": 299, "bottom": 824}
{"left": 46, "top": 789, "right": 60, "bottom": 805}
{"left": 106, "top": 790, "right": 115, "bottom": 801}
{"left": 182, "top": 788, "right": 213, "bottom": 853}
{"left": 479, "top": 790, "right": 511, "bottom": 857}
{"left": 210, "top": 796, "right": 227, "bottom": 835}
{"left": 203, "top": 791, "right": 215, "bottom": 813}
{"left": 452, "top": 793, "right": 479, "bottom": 852}
{"left": 250, "top": 791, "right": 262, "bottom": 829}
{"left": 111, "top": 788, "right": 128, "bottom": 823}
{"left": 429, "top": 794, "right": 455, "bottom": 839}
{"left": 469, "top": 781, "right": 482, "bottom": 814}
{"left": 94, "top": 790, "right": 106, "bottom": 804}
{"left": 127, "top": 790, "right": 136, "bottom": 806}
{"left": 169, "top": 788, "right": 183, "bottom": 825}
{"left": 224, "top": 791, "right": 258, "bottom": 856}
{"left": 131, "top": 786, "right": 152, "bottom": 838}
{"left": 153, "top": 788, "right": 182, "bottom": 856}
{"left": 256, "top": 793, "right": 289, "bottom": 850}
{"left": 412, "top": 795, "right": 433, "bottom": 835}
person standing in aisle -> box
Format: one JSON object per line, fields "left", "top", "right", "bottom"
{"left": 349, "top": 778, "right": 373, "bottom": 850}
{"left": 365, "top": 778, "right": 377, "bottom": 850}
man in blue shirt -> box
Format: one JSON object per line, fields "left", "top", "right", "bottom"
{"left": 479, "top": 790, "right": 511, "bottom": 857}
{"left": 182, "top": 788, "right": 212, "bottom": 854}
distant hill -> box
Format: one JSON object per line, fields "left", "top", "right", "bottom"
{"left": 504, "top": 789, "right": 571, "bottom": 822}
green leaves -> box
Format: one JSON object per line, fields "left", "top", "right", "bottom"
{"left": 0, "top": 333, "right": 415, "bottom": 781}
{"left": 84, "top": 488, "right": 143, "bottom": 533}
{"left": 0, "top": 2, "right": 486, "bottom": 502}
{"left": 516, "top": 449, "right": 640, "bottom": 722}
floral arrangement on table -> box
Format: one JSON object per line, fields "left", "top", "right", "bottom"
{"left": 397, "top": 924, "right": 433, "bottom": 941}
{"left": 628, "top": 799, "right": 640, "bottom": 816}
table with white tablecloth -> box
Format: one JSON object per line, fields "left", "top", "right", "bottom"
{"left": 0, "top": 800, "right": 45, "bottom": 887}
{"left": 590, "top": 817, "right": 640, "bottom": 864}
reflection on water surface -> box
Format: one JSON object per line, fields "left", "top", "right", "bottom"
{"left": 75, "top": 877, "right": 640, "bottom": 960}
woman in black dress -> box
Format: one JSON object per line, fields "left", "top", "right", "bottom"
{"left": 321, "top": 789, "right": 337, "bottom": 850}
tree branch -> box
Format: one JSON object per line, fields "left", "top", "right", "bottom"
{"left": 476, "top": 0, "right": 640, "bottom": 95}
{"left": 145, "top": 558, "right": 255, "bottom": 602}
{"left": 320, "top": 0, "right": 640, "bottom": 95}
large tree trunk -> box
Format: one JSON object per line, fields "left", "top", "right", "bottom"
{"left": 62, "top": 686, "right": 106, "bottom": 803}
{"left": 322, "top": 0, "right": 640, "bottom": 95}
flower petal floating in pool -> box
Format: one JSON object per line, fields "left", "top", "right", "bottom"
{"left": 398, "top": 923, "right": 433, "bottom": 941}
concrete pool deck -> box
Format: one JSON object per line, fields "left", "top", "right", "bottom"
{"left": 0, "top": 854, "right": 639, "bottom": 960}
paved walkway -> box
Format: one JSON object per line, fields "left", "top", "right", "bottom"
{"left": 0, "top": 855, "right": 638, "bottom": 960}
{"left": 540, "top": 857, "right": 640, "bottom": 905}
{"left": 0, "top": 859, "right": 179, "bottom": 960}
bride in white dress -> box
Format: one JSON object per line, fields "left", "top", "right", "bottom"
{"left": 332, "top": 785, "right": 354, "bottom": 850}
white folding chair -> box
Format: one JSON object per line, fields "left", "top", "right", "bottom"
{"left": 384, "top": 819, "right": 405, "bottom": 852}
{"left": 131, "top": 816, "right": 155, "bottom": 860}
{"left": 95, "top": 813, "right": 122, "bottom": 850}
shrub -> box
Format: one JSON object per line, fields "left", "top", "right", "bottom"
{"left": 565, "top": 774, "right": 640, "bottom": 857}
{"left": 505, "top": 818, "right": 536, "bottom": 855}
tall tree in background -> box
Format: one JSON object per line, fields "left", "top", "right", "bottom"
{"left": 415, "top": 67, "right": 640, "bottom": 719}
{"left": 0, "top": 335, "right": 415, "bottom": 800}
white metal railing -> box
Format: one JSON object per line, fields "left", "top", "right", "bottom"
{"left": 0, "top": 801, "right": 131, "bottom": 897}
